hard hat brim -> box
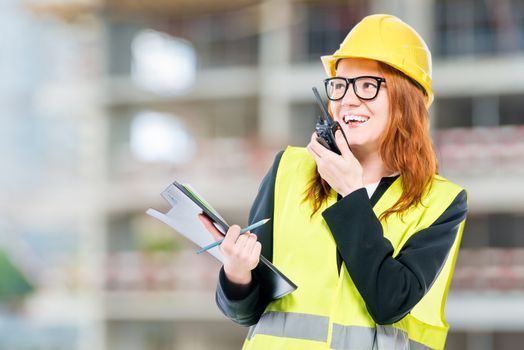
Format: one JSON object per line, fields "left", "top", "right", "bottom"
{"left": 320, "top": 54, "right": 434, "bottom": 107}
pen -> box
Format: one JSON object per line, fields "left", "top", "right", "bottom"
{"left": 196, "top": 218, "right": 271, "bottom": 254}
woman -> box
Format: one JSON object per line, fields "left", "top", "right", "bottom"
{"left": 200, "top": 14, "right": 467, "bottom": 350}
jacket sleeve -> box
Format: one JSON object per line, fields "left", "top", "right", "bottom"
{"left": 214, "top": 150, "right": 284, "bottom": 326}
{"left": 322, "top": 188, "right": 468, "bottom": 325}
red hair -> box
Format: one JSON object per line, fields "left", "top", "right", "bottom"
{"left": 303, "top": 61, "right": 438, "bottom": 220}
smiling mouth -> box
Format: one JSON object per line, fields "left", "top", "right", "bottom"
{"left": 343, "top": 114, "right": 370, "bottom": 125}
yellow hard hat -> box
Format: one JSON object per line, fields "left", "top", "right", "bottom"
{"left": 321, "top": 14, "right": 433, "bottom": 106}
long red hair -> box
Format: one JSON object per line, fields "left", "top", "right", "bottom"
{"left": 303, "top": 61, "right": 438, "bottom": 220}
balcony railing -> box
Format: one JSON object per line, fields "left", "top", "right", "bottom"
{"left": 452, "top": 248, "right": 524, "bottom": 291}
{"left": 105, "top": 250, "right": 220, "bottom": 292}
{"left": 104, "top": 248, "right": 524, "bottom": 293}
{"left": 436, "top": 125, "right": 524, "bottom": 175}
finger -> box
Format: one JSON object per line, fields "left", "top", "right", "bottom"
{"left": 307, "top": 143, "right": 323, "bottom": 166}
{"left": 307, "top": 134, "right": 321, "bottom": 157}
{"left": 235, "top": 233, "right": 250, "bottom": 250}
{"left": 252, "top": 241, "right": 262, "bottom": 258}
{"left": 311, "top": 141, "right": 337, "bottom": 167}
{"left": 307, "top": 142, "right": 319, "bottom": 159}
{"left": 335, "top": 129, "right": 350, "bottom": 158}
{"left": 250, "top": 242, "right": 262, "bottom": 266}
{"left": 243, "top": 233, "right": 258, "bottom": 253}
{"left": 223, "top": 238, "right": 244, "bottom": 256}
{"left": 309, "top": 133, "right": 328, "bottom": 158}
{"left": 310, "top": 131, "right": 319, "bottom": 144}
{"left": 307, "top": 133, "right": 320, "bottom": 154}
{"left": 197, "top": 214, "right": 225, "bottom": 241}
{"left": 222, "top": 225, "right": 241, "bottom": 249}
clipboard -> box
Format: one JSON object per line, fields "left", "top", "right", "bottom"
{"left": 147, "top": 181, "right": 297, "bottom": 300}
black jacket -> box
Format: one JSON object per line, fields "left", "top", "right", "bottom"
{"left": 216, "top": 150, "right": 468, "bottom": 326}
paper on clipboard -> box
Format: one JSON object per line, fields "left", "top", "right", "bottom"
{"left": 146, "top": 181, "right": 297, "bottom": 300}
{"left": 146, "top": 183, "right": 226, "bottom": 262}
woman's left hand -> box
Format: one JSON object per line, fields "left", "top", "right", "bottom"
{"left": 306, "top": 128, "right": 364, "bottom": 197}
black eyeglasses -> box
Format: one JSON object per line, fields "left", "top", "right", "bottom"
{"left": 324, "top": 76, "right": 386, "bottom": 101}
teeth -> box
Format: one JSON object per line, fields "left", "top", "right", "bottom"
{"left": 343, "top": 115, "right": 369, "bottom": 124}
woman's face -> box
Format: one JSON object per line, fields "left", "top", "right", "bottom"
{"left": 330, "top": 58, "right": 389, "bottom": 154}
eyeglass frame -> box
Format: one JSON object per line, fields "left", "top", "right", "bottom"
{"left": 323, "top": 76, "right": 386, "bottom": 101}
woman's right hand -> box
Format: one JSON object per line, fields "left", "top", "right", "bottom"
{"left": 198, "top": 214, "right": 262, "bottom": 285}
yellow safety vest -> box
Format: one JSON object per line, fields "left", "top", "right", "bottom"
{"left": 242, "top": 147, "right": 465, "bottom": 350}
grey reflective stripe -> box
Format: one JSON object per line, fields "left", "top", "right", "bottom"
{"left": 248, "top": 313, "right": 434, "bottom": 349}
{"left": 377, "top": 325, "right": 434, "bottom": 350}
{"left": 376, "top": 325, "right": 409, "bottom": 349}
{"left": 331, "top": 323, "right": 435, "bottom": 350}
{"left": 247, "top": 311, "right": 329, "bottom": 342}
{"left": 330, "top": 324, "right": 375, "bottom": 349}
{"left": 408, "top": 340, "right": 434, "bottom": 350}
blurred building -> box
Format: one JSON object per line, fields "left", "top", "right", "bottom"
{"left": 1, "top": 0, "right": 524, "bottom": 349}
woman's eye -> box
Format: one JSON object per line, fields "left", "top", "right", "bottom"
{"left": 362, "top": 82, "right": 377, "bottom": 90}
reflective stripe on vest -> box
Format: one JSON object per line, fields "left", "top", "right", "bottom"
{"left": 247, "top": 312, "right": 328, "bottom": 342}
{"left": 247, "top": 311, "right": 433, "bottom": 350}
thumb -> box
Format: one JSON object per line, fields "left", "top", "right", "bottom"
{"left": 198, "top": 214, "right": 225, "bottom": 241}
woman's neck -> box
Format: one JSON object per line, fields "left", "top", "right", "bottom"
{"left": 353, "top": 147, "right": 393, "bottom": 184}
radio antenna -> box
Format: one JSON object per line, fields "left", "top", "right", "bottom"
{"left": 312, "top": 87, "right": 333, "bottom": 125}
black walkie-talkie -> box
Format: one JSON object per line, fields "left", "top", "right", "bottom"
{"left": 312, "top": 87, "right": 349, "bottom": 155}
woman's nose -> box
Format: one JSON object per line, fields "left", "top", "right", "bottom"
{"left": 341, "top": 84, "right": 361, "bottom": 106}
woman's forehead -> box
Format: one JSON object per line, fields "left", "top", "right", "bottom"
{"left": 335, "top": 58, "right": 381, "bottom": 75}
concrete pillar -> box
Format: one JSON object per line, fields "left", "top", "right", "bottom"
{"left": 257, "top": 0, "right": 293, "bottom": 147}
{"left": 371, "top": 0, "right": 435, "bottom": 49}
{"left": 466, "top": 332, "right": 494, "bottom": 350}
